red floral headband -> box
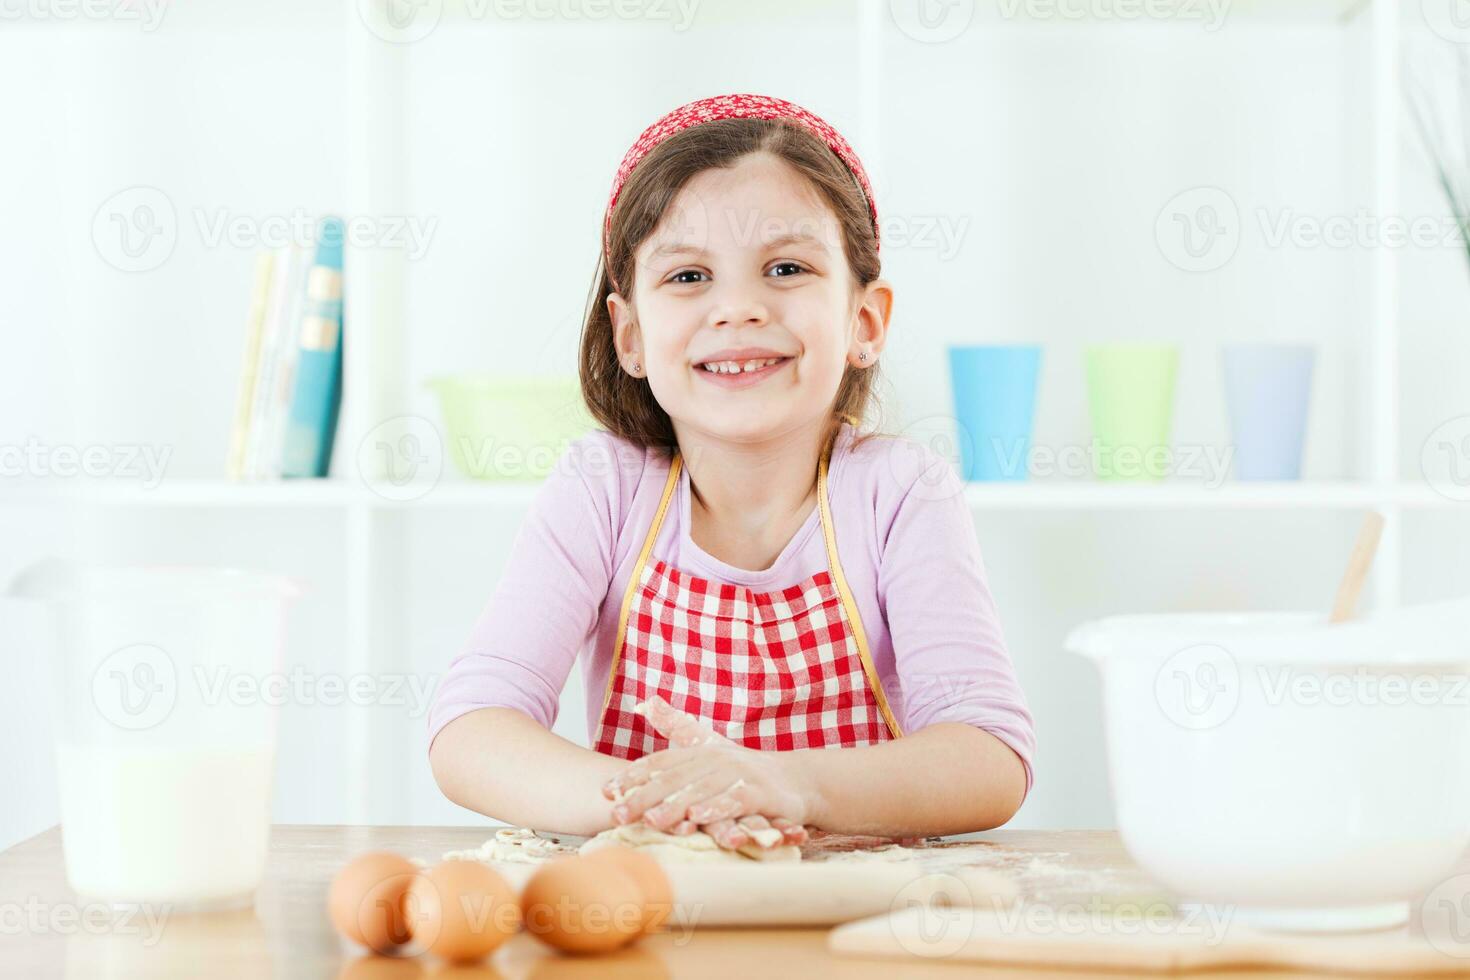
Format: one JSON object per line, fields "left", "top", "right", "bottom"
{"left": 602, "top": 93, "right": 880, "bottom": 285}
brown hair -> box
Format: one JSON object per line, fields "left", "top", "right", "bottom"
{"left": 578, "top": 117, "right": 885, "bottom": 461}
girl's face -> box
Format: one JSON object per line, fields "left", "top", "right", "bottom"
{"left": 608, "top": 152, "right": 892, "bottom": 446}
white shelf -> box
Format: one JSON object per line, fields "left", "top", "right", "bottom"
{"left": 11, "top": 479, "right": 1461, "bottom": 511}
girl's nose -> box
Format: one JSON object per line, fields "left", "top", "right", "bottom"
{"left": 708, "top": 289, "right": 769, "bottom": 329}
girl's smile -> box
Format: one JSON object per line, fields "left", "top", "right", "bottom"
{"left": 693, "top": 353, "right": 794, "bottom": 389}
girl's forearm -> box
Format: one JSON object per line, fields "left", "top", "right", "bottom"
{"left": 428, "top": 706, "right": 623, "bottom": 836}
{"left": 784, "top": 723, "right": 1027, "bottom": 838}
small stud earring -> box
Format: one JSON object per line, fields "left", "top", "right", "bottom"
{"left": 858, "top": 351, "right": 869, "bottom": 362}
{"left": 632, "top": 361, "right": 641, "bottom": 374}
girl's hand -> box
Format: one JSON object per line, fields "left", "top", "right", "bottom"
{"left": 601, "top": 696, "right": 812, "bottom": 851}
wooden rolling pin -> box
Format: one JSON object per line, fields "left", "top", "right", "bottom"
{"left": 491, "top": 860, "right": 1016, "bottom": 927}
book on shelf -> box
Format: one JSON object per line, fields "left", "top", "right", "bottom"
{"left": 227, "top": 215, "right": 345, "bottom": 481}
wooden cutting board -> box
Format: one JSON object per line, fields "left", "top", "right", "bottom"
{"left": 829, "top": 905, "right": 1466, "bottom": 974}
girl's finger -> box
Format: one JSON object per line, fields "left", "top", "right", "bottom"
{"left": 769, "top": 816, "right": 809, "bottom": 845}
{"left": 734, "top": 814, "right": 785, "bottom": 849}
{"left": 687, "top": 785, "right": 751, "bottom": 825}
{"left": 671, "top": 819, "right": 698, "bottom": 835}
{"left": 643, "top": 771, "right": 741, "bottom": 831}
{"left": 613, "top": 758, "right": 717, "bottom": 825}
{"left": 702, "top": 818, "right": 747, "bottom": 850}
{"left": 637, "top": 696, "right": 723, "bottom": 749}
{"left": 602, "top": 746, "right": 695, "bottom": 801}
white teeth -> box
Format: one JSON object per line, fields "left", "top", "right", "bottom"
{"left": 700, "top": 357, "right": 786, "bottom": 374}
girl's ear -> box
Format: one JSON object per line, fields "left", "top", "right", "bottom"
{"left": 850, "top": 278, "right": 894, "bottom": 365}
{"left": 607, "top": 291, "right": 644, "bottom": 376}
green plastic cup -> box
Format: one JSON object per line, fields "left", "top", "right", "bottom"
{"left": 424, "top": 375, "right": 594, "bottom": 481}
{"left": 1084, "top": 344, "right": 1179, "bottom": 481}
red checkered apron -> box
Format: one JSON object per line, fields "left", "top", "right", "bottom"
{"left": 593, "top": 445, "right": 903, "bottom": 760}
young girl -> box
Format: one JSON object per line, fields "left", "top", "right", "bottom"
{"left": 428, "top": 93, "right": 1034, "bottom": 854}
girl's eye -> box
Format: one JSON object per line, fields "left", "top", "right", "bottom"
{"left": 668, "top": 269, "right": 708, "bottom": 285}
{"left": 768, "top": 261, "right": 806, "bottom": 278}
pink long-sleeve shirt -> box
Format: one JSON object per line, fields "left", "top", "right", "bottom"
{"left": 427, "top": 422, "right": 1036, "bottom": 795}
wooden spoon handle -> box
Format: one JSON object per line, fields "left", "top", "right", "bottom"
{"left": 1328, "top": 511, "right": 1386, "bottom": 624}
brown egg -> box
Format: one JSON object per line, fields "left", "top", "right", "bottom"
{"left": 521, "top": 855, "right": 645, "bottom": 954}
{"left": 406, "top": 859, "right": 521, "bottom": 963}
{"left": 581, "top": 846, "right": 674, "bottom": 935}
{"left": 327, "top": 851, "right": 419, "bottom": 953}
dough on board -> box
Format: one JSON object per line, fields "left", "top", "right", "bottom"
{"left": 442, "top": 827, "right": 580, "bottom": 864}
{"left": 579, "top": 823, "right": 801, "bottom": 863}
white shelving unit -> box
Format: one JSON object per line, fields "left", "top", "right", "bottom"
{"left": 20, "top": 0, "right": 1460, "bottom": 830}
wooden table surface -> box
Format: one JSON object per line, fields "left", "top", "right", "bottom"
{"left": 0, "top": 824, "right": 1447, "bottom": 979}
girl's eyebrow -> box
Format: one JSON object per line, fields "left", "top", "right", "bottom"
{"left": 648, "top": 229, "right": 832, "bottom": 260}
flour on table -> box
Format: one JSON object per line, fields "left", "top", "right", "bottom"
{"left": 580, "top": 823, "right": 801, "bottom": 863}
{"left": 442, "top": 827, "right": 581, "bottom": 865}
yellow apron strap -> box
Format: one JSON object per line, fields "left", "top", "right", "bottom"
{"left": 598, "top": 450, "right": 681, "bottom": 727}
{"left": 818, "top": 448, "right": 904, "bottom": 739}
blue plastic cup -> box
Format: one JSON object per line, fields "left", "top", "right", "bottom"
{"left": 947, "top": 345, "right": 1043, "bottom": 481}
{"left": 1221, "top": 343, "right": 1315, "bottom": 480}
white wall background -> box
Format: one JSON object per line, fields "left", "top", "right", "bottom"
{"left": 3, "top": 0, "right": 1469, "bottom": 850}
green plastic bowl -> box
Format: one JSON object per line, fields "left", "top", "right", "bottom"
{"left": 425, "top": 374, "right": 595, "bottom": 481}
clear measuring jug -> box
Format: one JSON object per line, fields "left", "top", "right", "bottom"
{"left": 11, "top": 561, "right": 300, "bottom": 910}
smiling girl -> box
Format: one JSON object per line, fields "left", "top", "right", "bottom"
{"left": 428, "top": 94, "right": 1035, "bottom": 854}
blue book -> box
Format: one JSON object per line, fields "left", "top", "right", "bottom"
{"left": 281, "top": 216, "right": 344, "bottom": 479}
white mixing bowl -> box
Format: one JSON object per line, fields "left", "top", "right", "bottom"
{"left": 1067, "top": 599, "right": 1470, "bottom": 931}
